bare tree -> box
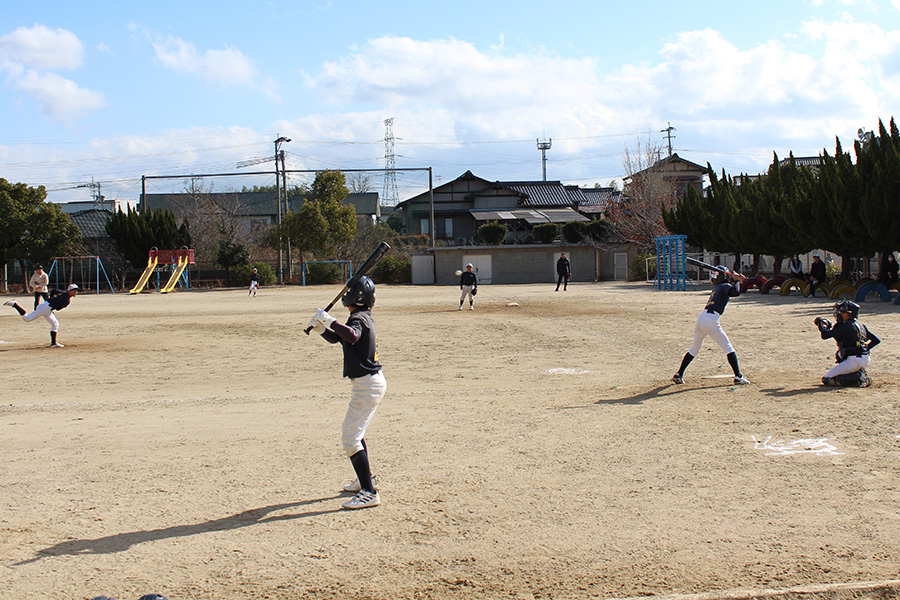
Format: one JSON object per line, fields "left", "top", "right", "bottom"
{"left": 346, "top": 172, "right": 373, "bottom": 194}
{"left": 607, "top": 135, "right": 681, "bottom": 252}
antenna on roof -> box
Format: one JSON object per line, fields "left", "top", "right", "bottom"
{"left": 536, "top": 137, "right": 552, "bottom": 181}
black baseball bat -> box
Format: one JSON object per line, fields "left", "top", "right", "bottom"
{"left": 304, "top": 241, "right": 391, "bottom": 335}
{"left": 685, "top": 256, "right": 733, "bottom": 274}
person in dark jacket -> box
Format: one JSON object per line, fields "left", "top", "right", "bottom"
{"left": 555, "top": 252, "right": 572, "bottom": 291}
{"left": 806, "top": 254, "right": 827, "bottom": 297}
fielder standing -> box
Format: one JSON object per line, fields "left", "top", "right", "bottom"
{"left": 29, "top": 265, "right": 50, "bottom": 310}
{"left": 4, "top": 284, "right": 78, "bottom": 348}
{"left": 672, "top": 270, "right": 750, "bottom": 385}
{"left": 459, "top": 263, "right": 477, "bottom": 310}
{"left": 248, "top": 267, "right": 260, "bottom": 297}
{"left": 308, "top": 275, "right": 386, "bottom": 510}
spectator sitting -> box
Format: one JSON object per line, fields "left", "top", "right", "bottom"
{"left": 876, "top": 253, "right": 898, "bottom": 287}
{"left": 806, "top": 254, "right": 827, "bottom": 297}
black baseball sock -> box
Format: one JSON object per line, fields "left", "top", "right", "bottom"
{"left": 50, "top": 331, "right": 58, "bottom": 345}
{"left": 349, "top": 448, "right": 375, "bottom": 493}
{"left": 676, "top": 352, "right": 694, "bottom": 375}
{"left": 13, "top": 303, "right": 26, "bottom": 316}
{"left": 726, "top": 352, "right": 741, "bottom": 377}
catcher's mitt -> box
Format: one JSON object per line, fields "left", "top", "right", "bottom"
{"left": 472, "top": 288, "right": 478, "bottom": 296}
{"left": 814, "top": 317, "right": 832, "bottom": 330}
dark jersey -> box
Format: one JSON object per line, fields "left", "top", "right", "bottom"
{"left": 47, "top": 289, "right": 72, "bottom": 311}
{"left": 821, "top": 320, "right": 880, "bottom": 360}
{"left": 810, "top": 260, "right": 826, "bottom": 281}
{"left": 250, "top": 273, "right": 259, "bottom": 283}
{"left": 556, "top": 257, "right": 571, "bottom": 276}
{"left": 322, "top": 309, "right": 382, "bottom": 379}
{"left": 704, "top": 282, "right": 739, "bottom": 315}
{"left": 460, "top": 271, "right": 477, "bottom": 287}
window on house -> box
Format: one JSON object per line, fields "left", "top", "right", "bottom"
{"left": 421, "top": 219, "right": 429, "bottom": 235}
{"left": 435, "top": 218, "right": 454, "bottom": 239}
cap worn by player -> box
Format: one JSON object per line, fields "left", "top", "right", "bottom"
{"left": 67, "top": 283, "right": 79, "bottom": 291}
{"left": 342, "top": 276, "right": 376, "bottom": 309}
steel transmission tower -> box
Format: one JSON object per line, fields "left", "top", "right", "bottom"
{"left": 382, "top": 118, "right": 399, "bottom": 206}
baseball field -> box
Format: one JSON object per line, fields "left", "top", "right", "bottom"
{"left": 1, "top": 282, "right": 898, "bottom": 600}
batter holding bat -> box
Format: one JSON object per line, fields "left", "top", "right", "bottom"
{"left": 672, "top": 268, "right": 751, "bottom": 385}
{"left": 307, "top": 275, "right": 386, "bottom": 510}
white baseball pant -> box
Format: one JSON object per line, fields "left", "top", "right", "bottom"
{"left": 825, "top": 355, "right": 869, "bottom": 378}
{"left": 341, "top": 370, "right": 386, "bottom": 457}
{"left": 688, "top": 311, "right": 734, "bottom": 356}
{"left": 460, "top": 285, "right": 475, "bottom": 303}
{"left": 23, "top": 302, "right": 60, "bottom": 332}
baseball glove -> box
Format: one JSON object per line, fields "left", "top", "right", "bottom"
{"left": 472, "top": 288, "right": 477, "bottom": 296}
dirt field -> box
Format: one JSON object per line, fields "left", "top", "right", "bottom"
{"left": 1, "top": 281, "right": 898, "bottom": 600}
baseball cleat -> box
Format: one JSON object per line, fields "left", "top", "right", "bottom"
{"left": 50, "top": 342, "right": 65, "bottom": 348}
{"left": 342, "top": 489, "right": 380, "bottom": 509}
{"left": 342, "top": 474, "right": 378, "bottom": 493}
{"left": 3, "top": 300, "right": 16, "bottom": 306}
{"left": 733, "top": 375, "right": 750, "bottom": 385}
{"left": 671, "top": 373, "right": 684, "bottom": 384}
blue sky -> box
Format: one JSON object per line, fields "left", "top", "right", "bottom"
{"left": 2, "top": 0, "right": 899, "bottom": 204}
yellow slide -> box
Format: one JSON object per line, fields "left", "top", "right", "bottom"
{"left": 161, "top": 256, "right": 189, "bottom": 293}
{"left": 129, "top": 256, "right": 158, "bottom": 294}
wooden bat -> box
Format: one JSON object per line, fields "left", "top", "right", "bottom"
{"left": 304, "top": 241, "right": 391, "bottom": 335}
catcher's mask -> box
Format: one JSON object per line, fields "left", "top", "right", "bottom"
{"left": 833, "top": 299, "right": 860, "bottom": 321}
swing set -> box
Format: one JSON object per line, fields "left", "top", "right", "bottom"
{"left": 47, "top": 255, "right": 115, "bottom": 294}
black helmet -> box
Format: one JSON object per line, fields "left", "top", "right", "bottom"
{"left": 341, "top": 276, "right": 376, "bottom": 309}
{"left": 833, "top": 299, "right": 860, "bottom": 321}
{"left": 712, "top": 269, "right": 732, "bottom": 285}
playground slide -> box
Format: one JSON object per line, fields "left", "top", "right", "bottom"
{"left": 161, "top": 257, "right": 189, "bottom": 293}
{"left": 129, "top": 256, "right": 158, "bottom": 294}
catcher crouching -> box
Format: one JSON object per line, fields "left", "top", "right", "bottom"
{"left": 814, "top": 300, "right": 879, "bottom": 387}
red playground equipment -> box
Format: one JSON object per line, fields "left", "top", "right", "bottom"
{"left": 129, "top": 247, "right": 195, "bottom": 294}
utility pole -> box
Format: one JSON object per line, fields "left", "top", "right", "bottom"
{"left": 660, "top": 122, "right": 676, "bottom": 157}
{"left": 281, "top": 149, "right": 291, "bottom": 279}
{"left": 536, "top": 138, "right": 552, "bottom": 181}
{"left": 274, "top": 136, "right": 291, "bottom": 284}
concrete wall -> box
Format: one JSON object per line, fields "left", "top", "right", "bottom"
{"left": 421, "top": 245, "right": 609, "bottom": 286}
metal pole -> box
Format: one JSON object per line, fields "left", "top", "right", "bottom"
{"left": 275, "top": 139, "right": 283, "bottom": 284}
{"left": 282, "top": 150, "right": 291, "bottom": 280}
{"left": 428, "top": 167, "right": 435, "bottom": 249}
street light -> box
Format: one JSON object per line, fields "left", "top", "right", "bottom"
{"left": 274, "top": 136, "right": 291, "bottom": 284}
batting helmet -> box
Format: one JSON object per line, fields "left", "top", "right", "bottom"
{"left": 712, "top": 270, "right": 732, "bottom": 285}
{"left": 833, "top": 299, "right": 860, "bottom": 321}
{"left": 342, "top": 276, "right": 376, "bottom": 309}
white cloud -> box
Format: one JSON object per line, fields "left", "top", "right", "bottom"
{"left": 0, "top": 24, "right": 83, "bottom": 70}
{"left": 303, "top": 36, "right": 619, "bottom": 148}
{"left": 15, "top": 70, "right": 106, "bottom": 123}
{"left": 153, "top": 36, "right": 259, "bottom": 86}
